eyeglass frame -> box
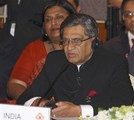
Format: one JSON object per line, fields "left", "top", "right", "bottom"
{"left": 123, "top": 11, "right": 134, "bottom": 19}
{"left": 60, "top": 36, "right": 94, "bottom": 46}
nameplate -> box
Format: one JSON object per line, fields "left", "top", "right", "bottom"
{"left": 0, "top": 104, "right": 51, "bottom": 120}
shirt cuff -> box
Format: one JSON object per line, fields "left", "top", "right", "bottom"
{"left": 80, "top": 105, "right": 94, "bottom": 118}
{"left": 24, "top": 97, "right": 41, "bottom": 106}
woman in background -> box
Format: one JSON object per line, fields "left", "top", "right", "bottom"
{"left": 7, "top": 0, "right": 76, "bottom": 100}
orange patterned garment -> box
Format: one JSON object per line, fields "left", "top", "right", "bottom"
{"left": 10, "top": 40, "right": 47, "bottom": 87}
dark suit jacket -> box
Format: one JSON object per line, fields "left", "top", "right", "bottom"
{"left": 0, "top": 30, "right": 17, "bottom": 98}
{"left": 17, "top": 47, "right": 134, "bottom": 115}
{"left": 103, "top": 32, "right": 130, "bottom": 55}
{"left": 103, "top": 32, "right": 134, "bottom": 76}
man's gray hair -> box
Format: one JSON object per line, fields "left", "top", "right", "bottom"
{"left": 60, "top": 13, "right": 99, "bottom": 39}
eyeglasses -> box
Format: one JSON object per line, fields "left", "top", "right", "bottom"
{"left": 123, "top": 11, "right": 134, "bottom": 19}
{"left": 60, "top": 37, "right": 93, "bottom": 46}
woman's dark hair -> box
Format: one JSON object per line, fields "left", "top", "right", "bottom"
{"left": 43, "top": 0, "right": 76, "bottom": 21}
{"left": 42, "top": 0, "right": 76, "bottom": 40}
{"left": 60, "top": 13, "right": 98, "bottom": 39}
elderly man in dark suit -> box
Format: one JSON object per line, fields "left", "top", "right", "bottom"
{"left": 17, "top": 13, "right": 134, "bottom": 118}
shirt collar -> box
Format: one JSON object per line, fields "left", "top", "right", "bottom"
{"left": 128, "top": 31, "right": 134, "bottom": 49}
{"left": 77, "top": 65, "right": 82, "bottom": 72}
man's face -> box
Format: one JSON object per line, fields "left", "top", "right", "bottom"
{"left": 63, "top": 25, "right": 93, "bottom": 65}
{"left": 123, "top": 1, "right": 134, "bottom": 35}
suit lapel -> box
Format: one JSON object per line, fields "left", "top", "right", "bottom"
{"left": 120, "top": 32, "right": 130, "bottom": 55}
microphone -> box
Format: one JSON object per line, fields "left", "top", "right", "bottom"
{"left": 36, "top": 61, "right": 69, "bottom": 108}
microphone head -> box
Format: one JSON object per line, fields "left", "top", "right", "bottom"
{"left": 44, "top": 100, "right": 57, "bottom": 109}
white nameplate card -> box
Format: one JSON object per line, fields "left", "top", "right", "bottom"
{"left": 0, "top": 104, "right": 51, "bottom": 120}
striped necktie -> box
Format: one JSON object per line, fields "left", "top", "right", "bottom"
{"left": 128, "top": 39, "right": 134, "bottom": 76}
{"left": 128, "top": 50, "right": 134, "bottom": 76}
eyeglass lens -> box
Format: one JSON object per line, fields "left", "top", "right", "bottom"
{"left": 123, "top": 11, "right": 134, "bottom": 19}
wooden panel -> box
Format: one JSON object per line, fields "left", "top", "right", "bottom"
{"left": 97, "top": 22, "right": 107, "bottom": 42}
{"left": 0, "top": 18, "right": 4, "bottom": 29}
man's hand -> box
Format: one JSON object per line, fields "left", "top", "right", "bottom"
{"left": 52, "top": 101, "right": 81, "bottom": 117}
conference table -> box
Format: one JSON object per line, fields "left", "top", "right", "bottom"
{"left": 0, "top": 98, "right": 79, "bottom": 120}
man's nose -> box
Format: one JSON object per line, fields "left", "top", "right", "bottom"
{"left": 66, "top": 40, "right": 75, "bottom": 50}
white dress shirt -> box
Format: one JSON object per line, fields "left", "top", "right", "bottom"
{"left": 128, "top": 31, "right": 134, "bottom": 49}
{"left": 24, "top": 97, "right": 94, "bottom": 117}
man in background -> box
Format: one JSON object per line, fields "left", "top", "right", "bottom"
{"left": 103, "top": 0, "right": 134, "bottom": 89}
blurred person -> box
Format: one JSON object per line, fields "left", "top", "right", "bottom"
{"left": 6, "top": 0, "right": 76, "bottom": 100}
{"left": 17, "top": 13, "right": 133, "bottom": 118}
{"left": 0, "top": 0, "right": 46, "bottom": 99}
{"left": 0, "top": 0, "right": 46, "bottom": 53}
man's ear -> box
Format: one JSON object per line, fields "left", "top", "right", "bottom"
{"left": 42, "top": 23, "right": 49, "bottom": 41}
{"left": 92, "top": 38, "right": 100, "bottom": 50}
